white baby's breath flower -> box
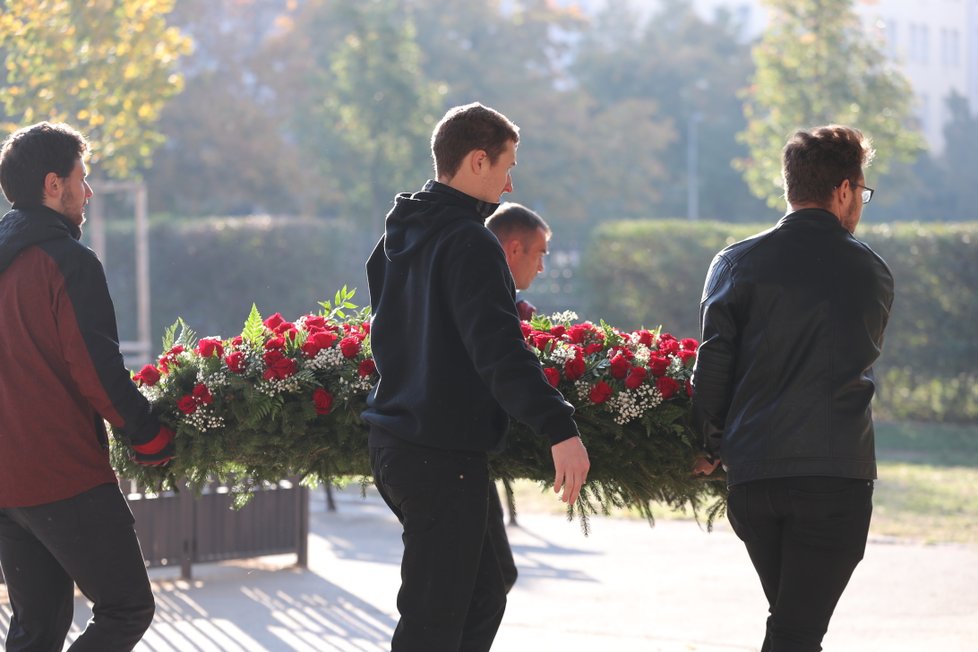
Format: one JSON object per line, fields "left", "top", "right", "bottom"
{"left": 667, "top": 355, "right": 684, "bottom": 376}
{"left": 182, "top": 406, "right": 225, "bottom": 432}
{"left": 607, "top": 384, "right": 663, "bottom": 425}
{"left": 549, "top": 310, "right": 579, "bottom": 324}
{"left": 547, "top": 342, "right": 579, "bottom": 365}
{"left": 138, "top": 385, "right": 163, "bottom": 402}
{"left": 306, "top": 347, "right": 345, "bottom": 372}
{"left": 632, "top": 348, "right": 651, "bottom": 365}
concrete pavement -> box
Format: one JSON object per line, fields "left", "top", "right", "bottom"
{"left": 3, "top": 485, "right": 976, "bottom": 651}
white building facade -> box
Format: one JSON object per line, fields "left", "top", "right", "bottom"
{"left": 691, "top": 0, "right": 978, "bottom": 153}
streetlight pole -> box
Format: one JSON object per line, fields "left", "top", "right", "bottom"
{"left": 687, "top": 111, "right": 702, "bottom": 221}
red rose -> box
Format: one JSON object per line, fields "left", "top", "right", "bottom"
{"left": 589, "top": 380, "right": 613, "bottom": 404}
{"left": 584, "top": 343, "right": 604, "bottom": 356}
{"left": 609, "top": 354, "right": 630, "bottom": 379}
{"left": 263, "top": 350, "right": 297, "bottom": 380}
{"left": 177, "top": 395, "right": 197, "bottom": 414}
{"left": 543, "top": 367, "right": 561, "bottom": 387}
{"left": 360, "top": 321, "right": 370, "bottom": 334}
{"left": 339, "top": 336, "right": 361, "bottom": 359}
{"left": 649, "top": 355, "right": 670, "bottom": 376}
{"left": 263, "top": 313, "right": 285, "bottom": 331}
{"left": 157, "top": 344, "right": 185, "bottom": 373}
{"left": 656, "top": 376, "right": 680, "bottom": 399}
{"left": 358, "top": 358, "right": 377, "bottom": 377}
{"left": 230, "top": 335, "right": 244, "bottom": 347}
{"left": 313, "top": 388, "right": 334, "bottom": 415}
{"left": 197, "top": 338, "right": 224, "bottom": 358}
{"left": 264, "top": 336, "right": 286, "bottom": 350}
{"left": 278, "top": 325, "right": 299, "bottom": 341}
{"left": 658, "top": 338, "right": 680, "bottom": 355}
{"left": 225, "top": 350, "right": 247, "bottom": 373}
{"left": 566, "top": 324, "right": 590, "bottom": 344}
{"left": 133, "top": 364, "right": 161, "bottom": 387}
{"left": 634, "top": 329, "right": 655, "bottom": 346}
{"left": 625, "top": 366, "right": 647, "bottom": 390}
{"left": 520, "top": 322, "right": 533, "bottom": 338}
{"left": 302, "top": 331, "right": 338, "bottom": 358}
{"left": 685, "top": 379, "right": 694, "bottom": 397}
{"left": 564, "top": 356, "right": 586, "bottom": 381}
{"left": 304, "top": 315, "right": 327, "bottom": 330}
{"left": 681, "top": 338, "right": 699, "bottom": 352}
{"left": 531, "top": 333, "right": 555, "bottom": 351}
{"left": 677, "top": 349, "right": 697, "bottom": 365}
{"left": 192, "top": 383, "right": 213, "bottom": 405}
{"left": 549, "top": 325, "right": 566, "bottom": 337}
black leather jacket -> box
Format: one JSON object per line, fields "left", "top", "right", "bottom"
{"left": 691, "top": 209, "right": 894, "bottom": 486}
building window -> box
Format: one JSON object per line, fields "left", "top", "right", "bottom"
{"left": 948, "top": 29, "right": 960, "bottom": 67}
{"left": 910, "top": 23, "right": 932, "bottom": 65}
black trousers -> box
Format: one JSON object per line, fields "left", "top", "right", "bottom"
{"left": 486, "top": 486, "right": 517, "bottom": 594}
{"left": 371, "top": 445, "right": 507, "bottom": 652}
{"left": 0, "top": 483, "right": 155, "bottom": 652}
{"left": 726, "top": 476, "right": 874, "bottom": 652}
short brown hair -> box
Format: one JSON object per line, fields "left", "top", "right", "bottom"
{"left": 485, "top": 202, "right": 550, "bottom": 247}
{"left": 0, "top": 122, "right": 89, "bottom": 206}
{"left": 782, "top": 125, "right": 875, "bottom": 207}
{"left": 431, "top": 103, "right": 519, "bottom": 179}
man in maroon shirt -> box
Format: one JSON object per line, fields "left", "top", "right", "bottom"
{"left": 0, "top": 122, "right": 173, "bottom": 651}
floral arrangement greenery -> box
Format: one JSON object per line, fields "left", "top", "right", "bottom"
{"left": 111, "top": 290, "right": 726, "bottom": 526}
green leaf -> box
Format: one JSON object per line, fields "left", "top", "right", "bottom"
{"left": 242, "top": 304, "right": 265, "bottom": 344}
{"left": 161, "top": 320, "right": 180, "bottom": 352}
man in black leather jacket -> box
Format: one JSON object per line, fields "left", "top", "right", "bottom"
{"left": 692, "top": 125, "right": 894, "bottom": 652}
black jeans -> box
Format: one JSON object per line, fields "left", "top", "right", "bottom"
{"left": 0, "top": 482, "right": 155, "bottom": 652}
{"left": 726, "top": 476, "right": 874, "bottom": 652}
{"left": 371, "top": 445, "right": 507, "bottom": 652}
{"left": 486, "top": 486, "right": 517, "bottom": 594}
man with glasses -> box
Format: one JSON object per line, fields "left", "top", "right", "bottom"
{"left": 691, "top": 125, "right": 893, "bottom": 652}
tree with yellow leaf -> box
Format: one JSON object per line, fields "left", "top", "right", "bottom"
{"left": 738, "top": 0, "right": 922, "bottom": 208}
{"left": 0, "top": 0, "right": 191, "bottom": 179}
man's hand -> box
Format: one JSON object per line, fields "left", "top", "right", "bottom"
{"left": 131, "top": 425, "right": 175, "bottom": 467}
{"left": 551, "top": 436, "right": 589, "bottom": 504}
{"left": 132, "top": 444, "right": 174, "bottom": 467}
{"left": 692, "top": 453, "right": 721, "bottom": 477}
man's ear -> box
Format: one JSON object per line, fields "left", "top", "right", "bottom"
{"left": 468, "top": 149, "right": 488, "bottom": 176}
{"left": 43, "top": 171, "right": 62, "bottom": 201}
{"left": 505, "top": 238, "right": 522, "bottom": 257}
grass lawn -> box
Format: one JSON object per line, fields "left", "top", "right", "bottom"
{"left": 508, "top": 421, "right": 978, "bottom": 546}
{"left": 873, "top": 421, "right": 978, "bottom": 545}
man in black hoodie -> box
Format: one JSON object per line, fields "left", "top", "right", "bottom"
{"left": 0, "top": 122, "right": 173, "bottom": 651}
{"left": 363, "top": 103, "right": 589, "bottom": 651}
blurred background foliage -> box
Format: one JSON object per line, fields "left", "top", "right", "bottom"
{"left": 2, "top": 0, "right": 976, "bottom": 424}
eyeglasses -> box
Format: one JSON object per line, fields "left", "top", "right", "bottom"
{"left": 853, "top": 182, "right": 874, "bottom": 205}
{"left": 836, "top": 180, "right": 874, "bottom": 204}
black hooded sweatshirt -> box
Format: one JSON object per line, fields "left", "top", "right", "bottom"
{"left": 362, "top": 180, "right": 578, "bottom": 453}
{"left": 0, "top": 205, "right": 166, "bottom": 507}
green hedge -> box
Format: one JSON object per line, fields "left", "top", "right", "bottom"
{"left": 581, "top": 220, "right": 978, "bottom": 423}
{"left": 101, "top": 216, "right": 374, "bottom": 344}
{"left": 99, "top": 216, "right": 977, "bottom": 423}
